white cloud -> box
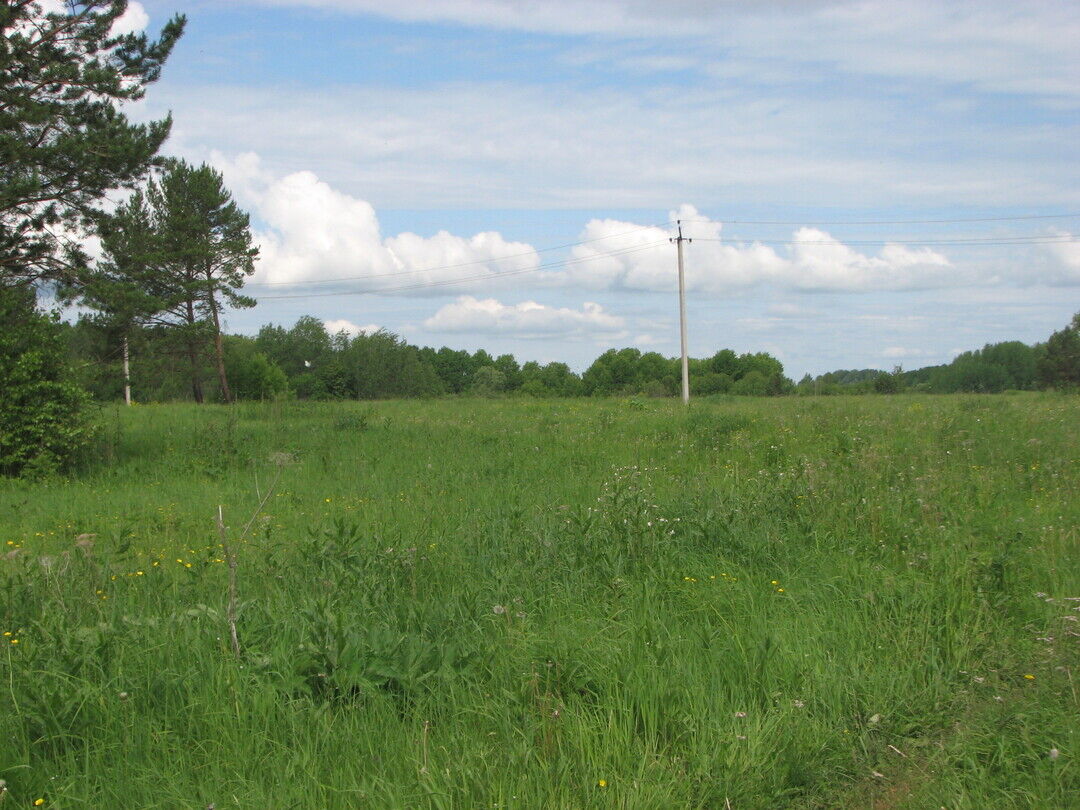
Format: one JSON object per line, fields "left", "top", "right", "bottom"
{"left": 423, "top": 296, "right": 625, "bottom": 338}
{"left": 324, "top": 319, "right": 380, "bottom": 336}
{"left": 882, "top": 347, "right": 926, "bottom": 359}
{"left": 212, "top": 152, "right": 540, "bottom": 293}
{"left": 18, "top": 1, "right": 149, "bottom": 36}
{"left": 111, "top": 2, "right": 149, "bottom": 36}
{"left": 564, "top": 204, "right": 954, "bottom": 293}
{"left": 1046, "top": 232, "right": 1080, "bottom": 283}
{"left": 140, "top": 79, "right": 1079, "bottom": 213}
{"left": 249, "top": 0, "right": 1080, "bottom": 101}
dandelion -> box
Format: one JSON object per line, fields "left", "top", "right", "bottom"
{"left": 771, "top": 580, "right": 779, "bottom": 585}
{"left": 1024, "top": 674, "right": 1035, "bottom": 680}
{"left": 597, "top": 780, "right": 607, "bottom": 788}
{"left": 35, "top": 800, "right": 44, "bottom": 806}
{"left": 492, "top": 605, "right": 506, "bottom": 615}
{"left": 777, "top": 588, "right": 785, "bottom": 593}
{"left": 9, "top": 639, "right": 18, "bottom": 645}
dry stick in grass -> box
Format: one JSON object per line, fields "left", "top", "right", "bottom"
{"left": 217, "top": 463, "right": 285, "bottom": 657}
{"left": 215, "top": 505, "right": 240, "bottom": 658}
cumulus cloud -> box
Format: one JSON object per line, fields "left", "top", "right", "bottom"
{"left": 423, "top": 296, "right": 625, "bottom": 339}
{"left": 31, "top": 1, "right": 149, "bottom": 35}
{"left": 213, "top": 152, "right": 540, "bottom": 294}
{"left": 324, "top": 319, "right": 380, "bottom": 336}
{"left": 111, "top": 1, "right": 149, "bottom": 35}
{"left": 1045, "top": 232, "right": 1080, "bottom": 283}
{"left": 564, "top": 204, "right": 954, "bottom": 293}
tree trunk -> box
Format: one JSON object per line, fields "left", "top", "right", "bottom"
{"left": 185, "top": 298, "right": 204, "bottom": 404}
{"left": 205, "top": 280, "right": 232, "bottom": 404}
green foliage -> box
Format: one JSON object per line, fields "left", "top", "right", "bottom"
{"left": 222, "top": 336, "right": 287, "bottom": 400}
{"left": 0, "top": 286, "right": 95, "bottom": 476}
{"left": 582, "top": 346, "right": 791, "bottom": 397}
{"left": 1037, "top": 311, "right": 1080, "bottom": 389}
{"left": 0, "top": 1, "right": 185, "bottom": 284}
{"left": 87, "top": 159, "right": 257, "bottom": 403}
{"left": 470, "top": 365, "right": 507, "bottom": 396}
{"left": 873, "top": 367, "right": 904, "bottom": 394}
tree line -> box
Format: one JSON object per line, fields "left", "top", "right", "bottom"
{"left": 63, "top": 314, "right": 797, "bottom": 402}
{"left": 795, "top": 320, "right": 1080, "bottom": 395}
{"left": 63, "top": 309, "right": 1080, "bottom": 404}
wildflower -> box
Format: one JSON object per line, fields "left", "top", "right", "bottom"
{"left": 1049, "top": 748, "right": 1059, "bottom": 760}
{"left": 734, "top": 711, "right": 747, "bottom": 718}
{"left": 35, "top": 800, "right": 44, "bottom": 806}
{"left": 9, "top": 639, "right": 18, "bottom": 645}
{"left": 1024, "top": 674, "right": 1035, "bottom": 680}
{"left": 597, "top": 780, "right": 607, "bottom": 788}
{"left": 792, "top": 699, "right": 805, "bottom": 708}
{"left": 492, "top": 605, "right": 506, "bottom": 615}
{"left": 771, "top": 580, "right": 779, "bottom": 585}
{"left": 777, "top": 588, "right": 785, "bottom": 593}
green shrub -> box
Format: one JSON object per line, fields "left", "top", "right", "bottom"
{"left": 0, "top": 286, "right": 96, "bottom": 476}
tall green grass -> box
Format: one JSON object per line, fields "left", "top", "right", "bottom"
{"left": 1, "top": 394, "right": 1076, "bottom": 807}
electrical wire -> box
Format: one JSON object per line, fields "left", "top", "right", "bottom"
{"left": 692, "top": 235, "right": 1079, "bottom": 247}
{"left": 680, "top": 212, "right": 1080, "bottom": 226}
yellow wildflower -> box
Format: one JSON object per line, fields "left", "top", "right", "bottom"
{"left": 598, "top": 780, "right": 607, "bottom": 788}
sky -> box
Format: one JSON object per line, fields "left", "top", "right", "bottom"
{"left": 116, "top": 0, "right": 1080, "bottom": 377}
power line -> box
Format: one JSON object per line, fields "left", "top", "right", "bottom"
{"left": 245, "top": 220, "right": 676, "bottom": 288}
{"left": 254, "top": 240, "right": 670, "bottom": 301}
{"left": 693, "top": 235, "right": 1080, "bottom": 247}
{"left": 682, "top": 212, "right": 1080, "bottom": 226}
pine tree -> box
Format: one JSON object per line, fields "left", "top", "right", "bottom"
{"left": 91, "top": 160, "right": 257, "bottom": 403}
{"left": 1, "top": 1, "right": 185, "bottom": 284}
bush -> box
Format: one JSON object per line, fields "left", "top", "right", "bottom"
{"left": 223, "top": 336, "right": 289, "bottom": 400}
{"left": 0, "top": 286, "right": 96, "bottom": 476}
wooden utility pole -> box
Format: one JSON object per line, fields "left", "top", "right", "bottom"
{"left": 671, "top": 220, "right": 692, "bottom": 405}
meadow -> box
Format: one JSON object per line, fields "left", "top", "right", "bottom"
{"left": 0, "top": 394, "right": 1076, "bottom": 808}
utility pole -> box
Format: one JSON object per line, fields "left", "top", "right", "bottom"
{"left": 122, "top": 333, "right": 132, "bottom": 406}
{"left": 671, "top": 220, "right": 692, "bottom": 405}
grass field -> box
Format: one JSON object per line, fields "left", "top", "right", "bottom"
{"left": 1, "top": 394, "right": 1077, "bottom": 808}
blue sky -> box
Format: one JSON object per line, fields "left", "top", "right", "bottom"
{"left": 125, "top": 0, "right": 1079, "bottom": 376}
